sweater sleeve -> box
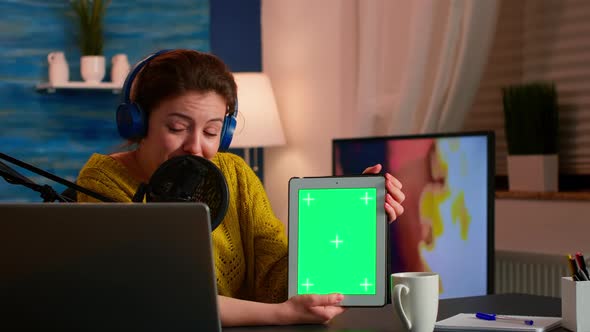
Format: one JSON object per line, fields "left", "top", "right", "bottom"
{"left": 76, "top": 167, "right": 133, "bottom": 202}
{"left": 249, "top": 173, "right": 289, "bottom": 303}
{"left": 75, "top": 155, "right": 138, "bottom": 203}
{"left": 222, "top": 154, "right": 288, "bottom": 303}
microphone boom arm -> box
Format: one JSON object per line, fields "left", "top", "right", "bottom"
{"left": 0, "top": 164, "right": 70, "bottom": 202}
{"left": 0, "top": 152, "right": 115, "bottom": 202}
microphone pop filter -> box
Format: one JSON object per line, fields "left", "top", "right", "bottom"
{"left": 145, "top": 155, "right": 229, "bottom": 231}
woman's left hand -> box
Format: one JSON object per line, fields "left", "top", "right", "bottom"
{"left": 362, "top": 164, "right": 405, "bottom": 223}
{"left": 278, "top": 293, "right": 346, "bottom": 325}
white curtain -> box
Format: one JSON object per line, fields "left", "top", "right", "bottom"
{"left": 354, "top": 0, "right": 499, "bottom": 136}
{"left": 353, "top": 0, "right": 416, "bottom": 136}
{"left": 260, "top": 0, "right": 498, "bottom": 222}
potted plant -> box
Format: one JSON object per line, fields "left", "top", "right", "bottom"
{"left": 502, "top": 82, "right": 559, "bottom": 191}
{"left": 71, "top": 0, "right": 110, "bottom": 83}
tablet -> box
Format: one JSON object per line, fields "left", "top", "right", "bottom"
{"left": 288, "top": 175, "right": 388, "bottom": 306}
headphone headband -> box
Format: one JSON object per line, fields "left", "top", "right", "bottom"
{"left": 121, "top": 49, "right": 171, "bottom": 106}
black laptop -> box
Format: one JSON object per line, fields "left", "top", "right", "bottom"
{"left": 0, "top": 203, "right": 221, "bottom": 332}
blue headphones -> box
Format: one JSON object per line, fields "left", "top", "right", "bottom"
{"left": 116, "top": 49, "right": 238, "bottom": 152}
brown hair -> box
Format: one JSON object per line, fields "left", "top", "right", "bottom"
{"left": 131, "top": 49, "right": 237, "bottom": 123}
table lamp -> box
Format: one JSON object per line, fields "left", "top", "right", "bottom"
{"left": 230, "top": 72, "right": 286, "bottom": 177}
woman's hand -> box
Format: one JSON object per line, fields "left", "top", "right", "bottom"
{"left": 277, "top": 293, "right": 346, "bottom": 325}
{"left": 362, "top": 164, "right": 405, "bottom": 223}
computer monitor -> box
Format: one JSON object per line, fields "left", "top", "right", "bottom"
{"left": 333, "top": 131, "right": 494, "bottom": 299}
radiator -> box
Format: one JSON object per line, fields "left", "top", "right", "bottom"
{"left": 494, "top": 250, "right": 583, "bottom": 298}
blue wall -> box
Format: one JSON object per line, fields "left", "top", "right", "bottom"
{"left": 211, "top": 0, "right": 265, "bottom": 181}
{"left": 210, "top": 0, "right": 261, "bottom": 72}
{"left": 0, "top": 0, "right": 262, "bottom": 201}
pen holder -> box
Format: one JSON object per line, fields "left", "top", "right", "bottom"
{"left": 561, "top": 277, "right": 590, "bottom": 332}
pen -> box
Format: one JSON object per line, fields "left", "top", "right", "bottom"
{"left": 476, "top": 313, "right": 534, "bottom": 326}
{"left": 575, "top": 252, "right": 590, "bottom": 280}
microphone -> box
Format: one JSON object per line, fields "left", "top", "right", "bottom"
{"left": 132, "top": 155, "right": 229, "bottom": 231}
{"left": 0, "top": 152, "right": 115, "bottom": 203}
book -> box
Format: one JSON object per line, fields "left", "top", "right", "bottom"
{"left": 435, "top": 313, "right": 561, "bottom": 332}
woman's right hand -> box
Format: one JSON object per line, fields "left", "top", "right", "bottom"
{"left": 277, "top": 293, "right": 346, "bottom": 325}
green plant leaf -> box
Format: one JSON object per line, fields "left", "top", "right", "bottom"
{"left": 71, "top": 0, "right": 109, "bottom": 55}
{"left": 502, "top": 82, "right": 559, "bottom": 155}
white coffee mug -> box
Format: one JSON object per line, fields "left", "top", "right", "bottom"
{"left": 391, "top": 272, "right": 439, "bottom": 332}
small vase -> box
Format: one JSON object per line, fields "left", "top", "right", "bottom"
{"left": 111, "top": 54, "right": 130, "bottom": 85}
{"left": 507, "top": 154, "right": 559, "bottom": 192}
{"left": 47, "top": 51, "right": 69, "bottom": 84}
{"left": 81, "top": 55, "right": 106, "bottom": 84}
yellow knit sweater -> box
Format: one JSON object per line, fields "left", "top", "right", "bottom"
{"left": 76, "top": 152, "right": 288, "bottom": 303}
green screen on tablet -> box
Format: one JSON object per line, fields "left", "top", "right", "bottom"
{"left": 288, "top": 176, "right": 387, "bottom": 306}
{"left": 297, "top": 188, "right": 377, "bottom": 295}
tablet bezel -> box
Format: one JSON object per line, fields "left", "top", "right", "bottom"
{"left": 288, "top": 175, "right": 387, "bottom": 307}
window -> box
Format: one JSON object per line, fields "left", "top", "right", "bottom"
{"left": 464, "top": 0, "right": 590, "bottom": 187}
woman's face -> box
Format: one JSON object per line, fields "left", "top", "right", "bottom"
{"left": 137, "top": 91, "right": 227, "bottom": 179}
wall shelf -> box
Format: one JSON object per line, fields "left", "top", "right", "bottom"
{"left": 36, "top": 81, "right": 123, "bottom": 94}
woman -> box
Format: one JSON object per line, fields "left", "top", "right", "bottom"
{"left": 76, "top": 49, "right": 405, "bottom": 326}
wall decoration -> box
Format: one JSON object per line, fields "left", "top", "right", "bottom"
{"left": 0, "top": 0, "right": 209, "bottom": 201}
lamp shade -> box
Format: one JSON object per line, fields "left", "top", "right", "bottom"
{"left": 230, "top": 72, "right": 286, "bottom": 148}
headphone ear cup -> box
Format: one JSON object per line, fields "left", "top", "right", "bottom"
{"left": 218, "top": 113, "right": 237, "bottom": 152}
{"left": 116, "top": 102, "right": 147, "bottom": 140}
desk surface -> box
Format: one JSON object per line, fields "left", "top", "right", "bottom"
{"left": 225, "top": 294, "right": 562, "bottom": 331}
